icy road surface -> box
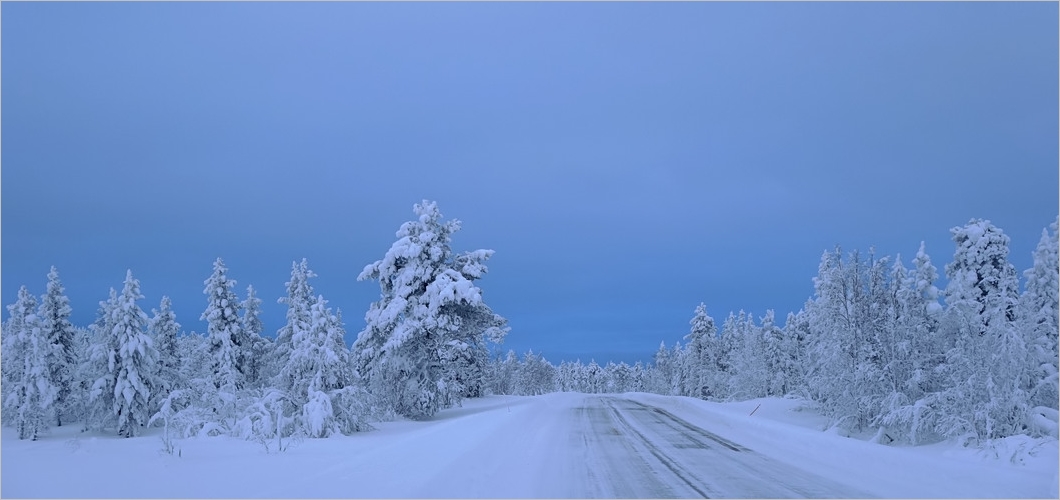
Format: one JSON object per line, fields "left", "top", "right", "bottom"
{"left": 569, "top": 396, "right": 869, "bottom": 498}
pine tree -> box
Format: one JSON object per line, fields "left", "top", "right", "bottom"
{"left": 241, "top": 284, "right": 270, "bottom": 388}
{"left": 714, "top": 314, "right": 741, "bottom": 400}
{"left": 1022, "top": 217, "right": 1059, "bottom": 411}
{"left": 2, "top": 287, "right": 37, "bottom": 421}
{"left": 90, "top": 271, "right": 157, "bottom": 437}
{"left": 202, "top": 258, "right": 245, "bottom": 392}
{"left": 86, "top": 288, "right": 120, "bottom": 431}
{"left": 67, "top": 326, "right": 94, "bottom": 427}
{"left": 272, "top": 260, "right": 316, "bottom": 383}
{"left": 760, "top": 310, "right": 788, "bottom": 396}
{"left": 149, "top": 296, "right": 182, "bottom": 411}
{"left": 3, "top": 287, "right": 60, "bottom": 440}
{"left": 683, "top": 303, "right": 718, "bottom": 399}
{"left": 940, "top": 219, "right": 1027, "bottom": 442}
{"left": 652, "top": 341, "right": 674, "bottom": 395}
{"left": 781, "top": 309, "right": 811, "bottom": 396}
{"left": 353, "top": 200, "right": 499, "bottom": 419}
{"left": 279, "top": 293, "right": 360, "bottom": 437}
{"left": 37, "top": 267, "right": 76, "bottom": 426}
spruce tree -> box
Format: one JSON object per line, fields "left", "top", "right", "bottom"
{"left": 1022, "top": 217, "right": 1059, "bottom": 411}
{"left": 86, "top": 288, "right": 120, "bottom": 431}
{"left": 89, "top": 271, "right": 157, "bottom": 437}
{"left": 271, "top": 260, "right": 316, "bottom": 383}
{"left": 202, "top": 258, "right": 245, "bottom": 392}
{"left": 683, "top": 303, "right": 718, "bottom": 399}
{"left": 240, "top": 284, "right": 270, "bottom": 388}
{"left": 354, "top": 200, "right": 499, "bottom": 419}
{"left": 38, "top": 267, "right": 76, "bottom": 426}
{"left": 149, "top": 296, "right": 182, "bottom": 410}
{"left": 940, "top": 219, "right": 1026, "bottom": 442}
{"left": 3, "top": 287, "right": 59, "bottom": 440}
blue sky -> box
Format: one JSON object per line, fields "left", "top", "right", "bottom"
{"left": 3, "top": 2, "right": 1057, "bottom": 365}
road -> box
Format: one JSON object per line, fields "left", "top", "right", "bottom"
{"left": 566, "top": 395, "right": 871, "bottom": 498}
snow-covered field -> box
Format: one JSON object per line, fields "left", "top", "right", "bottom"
{"left": 3, "top": 392, "right": 1057, "bottom": 498}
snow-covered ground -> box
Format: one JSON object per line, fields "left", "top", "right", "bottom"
{"left": 3, "top": 392, "right": 1057, "bottom": 498}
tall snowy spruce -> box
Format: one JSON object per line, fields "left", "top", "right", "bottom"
{"left": 274, "top": 260, "right": 368, "bottom": 437}
{"left": 683, "top": 303, "right": 718, "bottom": 399}
{"left": 89, "top": 271, "right": 158, "bottom": 437}
{"left": 202, "top": 258, "right": 246, "bottom": 393}
{"left": 354, "top": 200, "right": 506, "bottom": 419}
{"left": 37, "top": 267, "right": 77, "bottom": 426}
{"left": 240, "top": 284, "right": 270, "bottom": 388}
{"left": 149, "top": 296, "right": 182, "bottom": 409}
{"left": 760, "top": 310, "right": 790, "bottom": 397}
{"left": 2, "top": 288, "right": 37, "bottom": 419}
{"left": 781, "top": 308, "right": 812, "bottom": 397}
{"left": 1021, "top": 217, "right": 1059, "bottom": 413}
{"left": 438, "top": 250, "right": 509, "bottom": 404}
{"left": 2, "top": 287, "right": 59, "bottom": 440}
{"left": 271, "top": 259, "right": 317, "bottom": 382}
{"left": 940, "top": 219, "right": 1027, "bottom": 442}
{"left": 85, "top": 288, "right": 120, "bottom": 430}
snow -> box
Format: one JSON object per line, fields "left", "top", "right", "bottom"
{"left": 624, "top": 393, "right": 1059, "bottom": 498}
{"left": 3, "top": 393, "right": 1057, "bottom": 498}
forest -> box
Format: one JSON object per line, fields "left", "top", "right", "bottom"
{"left": 3, "top": 200, "right": 1057, "bottom": 451}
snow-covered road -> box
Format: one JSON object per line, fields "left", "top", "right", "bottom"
{"left": 3, "top": 392, "right": 1055, "bottom": 498}
{"left": 570, "top": 396, "right": 870, "bottom": 498}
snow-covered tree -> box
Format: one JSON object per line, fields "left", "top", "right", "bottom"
{"left": 760, "top": 310, "right": 789, "bottom": 396}
{"left": 683, "top": 303, "right": 718, "bottom": 399}
{"left": 3, "top": 287, "right": 60, "bottom": 440}
{"left": 651, "top": 341, "right": 675, "bottom": 395}
{"left": 730, "top": 310, "right": 768, "bottom": 400}
{"left": 271, "top": 260, "right": 317, "bottom": 383}
{"left": 2, "top": 287, "right": 35, "bottom": 422}
{"left": 240, "top": 284, "right": 270, "bottom": 388}
{"left": 66, "top": 326, "right": 94, "bottom": 427}
{"left": 489, "top": 349, "right": 520, "bottom": 395}
{"left": 90, "top": 270, "right": 158, "bottom": 437}
{"left": 149, "top": 296, "right": 182, "bottom": 411}
{"left": 353, "top": 200, "right": 501, "bottom": 419}
{"left": 84, "top": 288, "right": 119, "bottom": 431}
{"left": 876, "top": 243, "right": 948, "bottom": 444}
{"left": 806, "top": 248, "right": 885, "bottom": 431}
{"left": 780, "top": 309, "right": 812, "bottom": 397}
{"left": 939, "top": 219, "right": 1027, "bottom": 442}
{"left": 278, "top": 292, "right": 367, "bottom": 437}
{"left": 37, "top": 267, "right": 76, "bottom": 426}
{"left": 202, "top": 258, "right": 246, "bottom": 392}
{"left": 605, "top": 362, "right": 634, "bottom": 393}
{"left": 1021, "top": 217, "right": 1059, "bottom": 411}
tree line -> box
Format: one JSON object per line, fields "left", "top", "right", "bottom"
{"left": 485, "top": 217, "right": 1059, "bottom": 447}
{"left": 3, "top": 202, "right": 1057, "bottom": 449}
{"left": 2, "top": 200, "right": 508, "bottom": 444}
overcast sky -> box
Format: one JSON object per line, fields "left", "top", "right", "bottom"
{"left": 3, "top": 2, "right": 1057, "bottom": 365}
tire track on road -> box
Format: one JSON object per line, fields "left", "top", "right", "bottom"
{"left": 609, "top": 396, "right": 874, "bottom": 498}
{"left": 601, "top": 397, "right": 715, "bottom": 498}
{"left": 624, "top": 398, "right": 750, "bottom": 452}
